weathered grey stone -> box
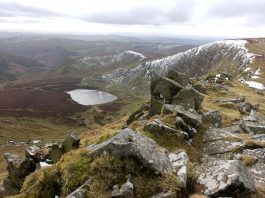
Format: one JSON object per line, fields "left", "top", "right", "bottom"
{"left": 248, "top": 163, "right": 265, "bottom": 189}
{"left": 242, "top": 121, "right": 265, "bottom": 134}
{"left": 62, "top": 134, "right": 80, "bottom": 153}
{"left": 4, "top": 153, "right": 36, "bottom": 190}
{"left": 162, "top": 104, "right": 183, "bottom": 115}
{"left": 172, "top": 87, "right": 204, "bottom": 111}
{"left": 175, "top": 116, "right": 196, "bottom": 139}
{"left": 149, "top": 96, "right": 163, "bottom": 117}
{"left": 243, "top": 149, "right": 265, "bottom": 163}
{"left": 151, "top": 192, "right": 175, "bottom": 198}
{"left": 169, "top": 151, "right": 188, "bottom": 188}
{"left": 243, "top": 110, "right": 265, "bottom": 123}
{"left": 25, "top": 145, "right": 42, "bottom": 162}
{"left": 238, "top": 102, "right": 259, "bottom": 114}
{"left": 203, "top": 128, "right": 240, "bottom": 142}
{"left": 162, "top": 104, "right": 202, "bottom": 128}
{"left": 144, "top": 119, "right": 188, "bottom": 139}
{"left": 88, "top": 128, "right": 175, "bottom": 174}
{"left": 202, "top": 110, "right": 222, "bottom": 128}
{"left": 66, "top": 179, "right": 92, "bottom": 198}
{"left": 152, "top": 77, "right": 184, "bottom": 103}
{"left": 197, "top": 160, "right": 255, "bottom": 197}
{"left": 166, "top": 70, "right": 190, "bottom": 86}
{"left": 222, "top": 124, "right": 245, "bottom": 134}
{"left": 203, "top": 139, "right": 242, "bottom": 155}
{"left": 111, "top": 180, "right": 134, "bottom": 198}
{"left": 177, "top": 108, "right": 202, "bottom": 128}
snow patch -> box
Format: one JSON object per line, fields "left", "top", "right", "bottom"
{"left": 244, "top": 81, "right": 265, "bottom": 90}
{"left": 40, "top": 161, "right": 52, "bottom": 168}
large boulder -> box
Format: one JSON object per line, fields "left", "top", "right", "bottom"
{"left": 197, "top": 160, "right": 255, "bottom": 197}
{"left": 202, "top": 110, "right": 222, "bottom": 128}
{"left": 3, "top": 153, "right": 36, "bottom": 191}
{"left": 62, "top": 134, "right": 80, "bottom": 153}
{"left": 149, "top": 96, "right": 164, "bottom": 117}
{"left": 152, "top": 77, "right": 183, "bottom": 103}
{"left": 144, "top": 119, "right": 188, "bottom": 140}
{"left": 88, "top": 128, "right": 175, "bottom": 174}
{"left": 172, "top": 87, "right": 204, "bottom": 111}
{"left": 166, "top": 70, "right": 190, "bottom": 87}
{"left": 162, "top": 104, "right": 202, "bottom": 128}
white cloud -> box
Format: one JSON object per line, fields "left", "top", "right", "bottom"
{"left": 0, "top": 0, "right": 264, "bottom": 38}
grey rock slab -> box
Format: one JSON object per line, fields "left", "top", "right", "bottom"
{"left": 197, "top": 160, "right": 255, "bottom": 197}
{"left": 172, "top": 87, "right": 204, "bottom": 111}
{"left": 202, "top": 110, "right": 222, "bottom": 128}
{"left": 88, "top": 128, "right": 175, "bottom": 174}
{"left": 144, "top": 119, "right": 188, "bottom": 140}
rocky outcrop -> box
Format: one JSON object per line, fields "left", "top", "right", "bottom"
{"left": 144, "top": 119, "right": 188, "bottom": 139}
{"left": 3, "top": 153, "right": 36, "bottom": 196}
{"left": 152, "top": 77, "right": 184, "bottom": 103}
{"left": 88, "top": 128, "right": 176, "bottom": 174}
{"left": 241, "top": 110, "right": 265, "bottom": 134}
{"left": 202, "top": 110, "right": 222, "bottom": 128}
{"left": 172, "top": 87, "right": 204, "bottom": 111}
{"left": 197, "top": 160, "right": 255, "bottom": 197}
{"left": 2, "top": 134, "right": 80, "bottom": 196}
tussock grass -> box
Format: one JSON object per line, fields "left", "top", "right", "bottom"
{"left": 238, "top": 155, "right": 258, "bottom": 166}
{"left": 14, "top": 152, "right": 182, "bottom": 198}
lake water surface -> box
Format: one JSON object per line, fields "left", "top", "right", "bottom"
{"left": 67, "top": 89, "right": 117, "bottom": 105}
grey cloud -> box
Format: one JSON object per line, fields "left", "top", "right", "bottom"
{"left": 207, "top": 0, "right": 265, "bottom": 25}
{"left": 0, "top": 2, "right": 65, "bottom": 18}
{"left": 83, "top": 0, "right": 196, "bottom": 25}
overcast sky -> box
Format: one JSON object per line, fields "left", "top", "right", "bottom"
{"left": 0, "top": 0, "right": 264, "bottom": 38}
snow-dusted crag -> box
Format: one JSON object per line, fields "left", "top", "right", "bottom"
{"left": 105, "top": 40, "right": 256, "bottom": 83}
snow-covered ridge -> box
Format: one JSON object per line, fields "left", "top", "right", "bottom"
{"left": 74, "top": 50, "right": 145, "bottom": 69}
{"left": 105, "top": 40, "right": 256, "bottom": 83}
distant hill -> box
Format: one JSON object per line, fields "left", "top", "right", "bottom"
{"left": 0, "top": 35, "right": 197, "bottom": 66}
{"left": 0, "top": 50, "right": 46, "bottom": 82}
{"left": 103, "top": 40, "right": 257, "bottom": 88}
